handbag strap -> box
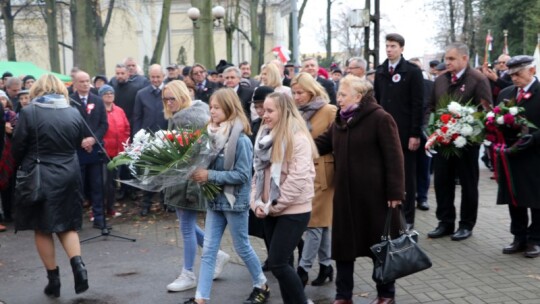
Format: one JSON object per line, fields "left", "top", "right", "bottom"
{"left": 381, "top": 205, "right": 408, "bottom": 240}
{"left": 32, "top": 104, "right": 40, "bottom": 163}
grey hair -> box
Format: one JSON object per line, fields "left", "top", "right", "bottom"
{"left": 223, "top": 66, "right": 241, "bottom": 78}
{"left": 115, "top": 63, "right": 127, "bottom": 69}
{"left": 5, "top": 77, "right": 21, "bottom": 87}
{"left": 446, "top": 42, "right": 469, "bottom": 56}
{"left": 348, "top": 57, "right": 367, "bottom": 69}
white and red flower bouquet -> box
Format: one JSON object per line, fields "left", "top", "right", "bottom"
{"left": 107, "top": 128, "right": 220, "bottom": 199}
{"left": 484, "top": 99, "right": 537, "bottom": 153}
{"left": 425, "top": 97, "right": 485, "bottom": 158}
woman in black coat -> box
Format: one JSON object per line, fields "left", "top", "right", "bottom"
{"left": 12, "top": 74, "right": 89, "bottom": 298}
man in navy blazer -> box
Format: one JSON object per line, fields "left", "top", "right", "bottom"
{"left": 71, "top": 71, "right": 109, "bottom": 229}
{"left": 223, "top": 66, "right": 254, "bottom": 119}
{"left": 132, "top": 64, "right": 168, "bottom": 216}
{"left": 301, "top": 57, "right": 337, "bottom": 105}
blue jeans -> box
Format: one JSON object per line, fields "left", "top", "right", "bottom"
{"left": 176, "top": 208, "right": 205, "bottom": 271}
{"left": 195, "top": 209, "right": 266, "bottom": 300}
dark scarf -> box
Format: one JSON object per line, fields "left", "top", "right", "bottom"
{"left": 339, "top": 103, "right": 360, "bottom": 121}
{"left": 298, "top": 96, "right": 327, "bottom": 131}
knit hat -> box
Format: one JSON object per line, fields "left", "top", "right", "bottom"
{"left": 98, "top": 84, "right": 115, "bottom": 96}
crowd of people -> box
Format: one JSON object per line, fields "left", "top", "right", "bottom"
{"left": 0, "top": 31, "right": 539, "bottom": 304}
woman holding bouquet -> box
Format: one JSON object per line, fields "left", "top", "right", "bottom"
{"left": 252, "top": 92, "right": 318, "bottom": 304}
{"left": 186, "top": 88, "right": 269, "bottom": 304}
{"left": 162, "top": 81, "right": 230, "bottom": 292}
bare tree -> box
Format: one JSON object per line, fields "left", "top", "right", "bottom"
{"left": 0, "top": 0, "right": 34, "bottom": 61}
{"left": 191, "top": 0, "right": 215, "bottom": 68}
{"left": 333, "top": 7, "right": 363, "bottom": 59}
{"left": 150, "top": 0, "right": 171, "bottom": 64}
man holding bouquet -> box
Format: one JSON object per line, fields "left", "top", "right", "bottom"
{"left": 427, "top": 42, "right": 492, "bottom": 241}
{"left": 496, "top": 55, "right": 540, "bottom": 258}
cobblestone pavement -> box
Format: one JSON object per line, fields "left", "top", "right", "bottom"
{"left": 1, "top": 167, "right": 540, "bottom": 303}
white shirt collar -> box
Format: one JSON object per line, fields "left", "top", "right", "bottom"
{"left": 520, "top": 77, "right": 536, "bottom": 93}
{"left": 455, "top": 67, "right": 466, "bottom": 79}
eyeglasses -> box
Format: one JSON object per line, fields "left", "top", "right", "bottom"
{"left": 192, "top": 71, "right": 205, "bottom": 75}
{"left": 498, "top": 61, "right": 506, "bottom": 64}
{"left": 163, "top": 97, "right": 176, "bottom": 103}
{"left": 348, "top": 66, "right": 362, "bottom": 70}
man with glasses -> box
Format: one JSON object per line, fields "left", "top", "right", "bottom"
{"left": 190, "top": 63, "right": 218, "bottom": 103}
{"left": 346, "top": 57, "right": 367, "bottom": 79}
{"left": 482, "top": 54, "right": 513, "bottom": 100}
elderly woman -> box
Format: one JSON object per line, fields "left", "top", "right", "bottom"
{"left": 291, "top": 72, "right": 337, "bottom": 287}
{"left": 12, "top": 74, "right": 88, "bottom": 297}
{"left": 162, "top": 80, "right": 230, "bottom": 293}
{"left": 315, "top": 75, "right": 405, "bottom": 304}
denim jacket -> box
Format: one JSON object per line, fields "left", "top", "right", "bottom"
{"left": 207, "top": 134, "right": 253, "bottom": 212}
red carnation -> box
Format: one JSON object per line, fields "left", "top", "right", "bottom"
{"left": 503, "top": 113, "right": 515, "bottom": 125}
{"left": 441, "top": 126, "right": 449, "bottom": 133}
{"left": 440, "top": 114, "right": 452, "bottom": 124}
{"left": 493, "top": 106, "right": 501, "bottom": 114}
{"left": 166, "top": 133, "right": 174, "bottom": 141}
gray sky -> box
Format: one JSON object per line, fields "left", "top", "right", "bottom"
{"left": 299, "top": 0, "right": 440, "bottom": 58}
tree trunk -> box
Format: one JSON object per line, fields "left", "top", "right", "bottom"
{"left": 224, "top": 0, "right": 241, "bottom": 63}
{"left": 150, "top": 0, "right": 172, "bottom": 64}
{"left": 45, "top": 0, "right": 61, "bottom": 72}
{"left": 325, "top": 0, "right": 332, "bottom": 61}
{"left": 448, "top": 0, "right": 456, "bottom": 43}
{"left": 0, "top": 1, "right": 17, "bottom": 61}
{"left": 250, "top": 0, "right": 260, "bottom": 73}
{"left": 258, "top": 0, "right": 267, "bottom": 72}
{"left": 298, "top": 0, "right": 308, "bottom": 28}
{"left": 191, "top": 0, "right": 215, "bottom": 68}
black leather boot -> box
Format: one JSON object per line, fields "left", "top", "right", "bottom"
{"left": 44, "top": 266, "right": 61, "bottom": 297}
{"left": 296, "top": 266, "right": 308, "bottom": 288}
{"left": 70, "top": 256, "right": 89, "bottom": 294}
{"left": 311, "top": 263, "right": 333, "bottom": 286}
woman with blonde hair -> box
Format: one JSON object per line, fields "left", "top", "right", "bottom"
{"left": 162, "top": 80, "right": 230, "bottom": 292}
{"left": 315, "top": 75, "right": 405, "bottom": 304}
{"left": 260, "top": 63, "right": 292, "bottom": 96}
{"left": 291, "top": 72, "right": 337, "bottom": 287}
{"left": 185, "top": 88, "right": 269, "bottom": 304}
{"left": 252, "top": 92, "right": 317, "bottom": 304}
{"left": 12, "top": 74, "right": 89, "bottom": 297}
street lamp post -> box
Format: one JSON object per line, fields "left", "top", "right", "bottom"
{"left": 187, "top": 2, "right": 225, "bottom": 68}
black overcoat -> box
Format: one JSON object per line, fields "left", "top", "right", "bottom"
{"left": 496, "top": 80, "right": 540, "bottom": 208}
{"left": 12, "top": 96, "right": 85, "bottom": 233}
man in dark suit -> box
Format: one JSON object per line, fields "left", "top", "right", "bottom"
{"left": 71, "top": 71, "right": 109, "bottom": 229}
{"left": 497, "top": 55, "right": 540, "bottom": 258}
{"left": 427, "top": 42, "right": 492, "bottom": 241}
{"left": 133, "top": 64, "right": 168, "bottom": 216}
{"left": 301, "top": 57, "right": 337, "bottom": 105}
{"left": 222, "top": 66, "right": 254, "bottom": 119}
{"left": 239, "top": 61, "right": 260, "bottom": 88}
{"left": 374, "top": 33, "right": 425, "bottom": 229}
{"left": 190, "top": 63, "right": 219, "bottom": 103}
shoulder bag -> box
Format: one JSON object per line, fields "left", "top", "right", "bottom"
{"left": 370, "top": 207, "right": 432, "bottom": 284}
{"left": 15, "top": 105, "right": 46, "bottom": 207}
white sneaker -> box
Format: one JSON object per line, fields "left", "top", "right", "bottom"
{"left": 213, "top": 250, "right": 230, "bottom": 280}
{"left": 166, "top": 269, "right": 196, "bottom": 292}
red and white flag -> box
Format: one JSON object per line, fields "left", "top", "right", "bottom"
{"left": 272, "top": 46, "right": 290, "bottom": 63}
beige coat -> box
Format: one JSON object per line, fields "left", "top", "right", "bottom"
{"left": 309, "top": 104, "right": 337, "bottom": 227}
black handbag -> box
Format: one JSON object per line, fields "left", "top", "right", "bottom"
{"left": 15, "top": 105, "right": 46, "bottom": 207}
{"left": 370, "top": 207, "right": 432, "bottom": 284}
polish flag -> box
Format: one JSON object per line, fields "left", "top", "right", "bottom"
{"left": 272, "top": 46, "right": 290, "bottom": 63}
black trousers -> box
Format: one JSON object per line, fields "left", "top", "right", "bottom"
{"left": 508, "top": 204, "right": 540, "bottom": 244}
{"left": 433, "top": 146, "right": 479, "bottom": 230}
{"left": 264, "top": 212, "right": 310, "bottom": 304}
{"left": 402, "top": 148, "right": 417, "bottom": 224}
{"left": 335, "top": 260, "right": 395, "bottom": 300}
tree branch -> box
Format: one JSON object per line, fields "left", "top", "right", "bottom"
{"left": 102, "top": 0, "right": 115, "bottom": 36}
{"left": 58, "top": 41, "right": 73, "bottom": 50}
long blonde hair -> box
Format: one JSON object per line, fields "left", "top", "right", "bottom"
{"left": 162, "top": 80, "right": 192, "bottom": 119}
{"left": 29, "top": 74, "right": 69, "bottom": 101}
{"left": 261, "top": 63, "right": 282, "bottom": 89}
{"left": 290, "top": 72, "right": 329, "bottom": 102}
{"left": 209, "top": 88, "right": 251, "bottom": 135}
{"left": 265, "top": 92, "right": 318, "bottom": 162}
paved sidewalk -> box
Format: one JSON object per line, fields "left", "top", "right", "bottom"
{"left": 1, "top": 167, "right": 540, "bottom": 303}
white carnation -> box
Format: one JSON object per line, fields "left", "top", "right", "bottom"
{"left": 460, "top": 124, "right": 473, "bottom": 136}
{"left": 448, "top": 101, "right": 462, "bottom": 114}
{"left": 483, "top": 139, "right": 492, "bottom": 146}
{"left": 486, "top": 112, "right": 495, "bottom": 118}
{"left": 453, "top": 136, "right": 467, "bottom": 148}
{"left": 496, "top": 116, "right": 505, "bottom": 125}
{"left": 509, "top": 107, "right": 519, "bottom": 116}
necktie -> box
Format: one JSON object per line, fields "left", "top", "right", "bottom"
{"left": 197, "top": 83, "right": 204, "bottom": 91}
{"left": 152, "top": 88, "right": 161, "bottom": 96}
{"left": 389, "top": 66, "right": 394, "bottom": 75}
{"left": 81, "top": 97, "right": 87, "bottom": 106}
{"left": 451, "top": 74, "right": 458, "bottom": 83}
{"left": 517, "top": 89, "right": 525, "bottom": 103}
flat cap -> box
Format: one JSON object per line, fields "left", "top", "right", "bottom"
{"left": 17, "top": 89, "right": 29, "bottom": 96}
{"left": 507, "top": 55, "right": 535, "bottom": 74}
{"left": 429, "top": 60, "right": 440, "bottom": 67}
{"left": 166, "top": 63, "right": 178, "bottom": 70}
{"left": 435, "top": 62, "right": 446, "bottom": 71}
{"left": 251, "top": 86, "right": 274, "bottom": 103}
